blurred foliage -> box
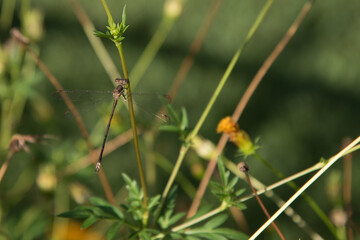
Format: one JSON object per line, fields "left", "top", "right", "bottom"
{"left": 0, "top": 0, "right": 359, "bottom": 239}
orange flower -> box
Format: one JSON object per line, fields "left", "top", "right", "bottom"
{"left": 217, "top": 116, "right": 258, "bottom": 157}
{"left": 216, "top": 116, "right": 239, "bottom": 134}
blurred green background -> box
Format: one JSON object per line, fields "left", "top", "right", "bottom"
{"left": 0, "top": 0, "right": 359, "bottom": 239}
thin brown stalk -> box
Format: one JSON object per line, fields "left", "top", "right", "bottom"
{"left": 0, "top": 151, "right": 14, "bottom": 183}
{"left": 11, "top": 29, "right": 116, "bottom": 204}
{"left": 187, "top": 0, "right": 313, "bottom": 218}
{"left": 238, "top": 162, "right": 286, "bottom": 240}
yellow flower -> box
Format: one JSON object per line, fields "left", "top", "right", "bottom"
{"left": 216, "top": 116, "right": 239, "bottom": 134}
{"left": 217, "top": 116, "right": 258, "bottom": 157}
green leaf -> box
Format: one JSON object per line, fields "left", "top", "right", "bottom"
{"left": 212, "top": 228, "right": 248, "bottom": 239}
{"left": 157, "top": 186, "right": 180, "bottom": 229}
{"left": 58, "top": 206, "right": 95, "bottom": 219}
{"left": 217, "top": 156, "right": 227, "bottom": 186}
{"left": 165, "top": 103, "right": 180, "bottom": 124}
{"left": 229, "top": 201, "right": 246, "bottom": 210}
{"left": 184, "top": 236, "right": 201, "bottom": 240}
{"left": 138, "top": 230, "right": 151, "bottom": 240}
{"left": 81, "top": 215, "right": 98, "bottom": 229}
{"left": 186, "top": 231, "right": 226, "bottom": 240}
{"left": 93, "top": 30, "right": 111, "bottom": 39}
{"left": 90, "top": 197, "right": 111, "bottom": 206}
{"left": 159, "top": 125, "right": 180, "bottom": 132}
{"left": 121, "top": 5, "right": 127, "bottom": 27}
{"left": 148, "top": 195, "right": 161, "bottom": 210}
{"left": 107, "top": 222, "right": 123, "bottom": 240}
{"left": 226, "top": 177, "right": 238, "bottom": 191}
{"left": 170, "top": 233, "right": 184, "bottom": 239}
{"left": 210, "top": 181, "right": 224, "bottom": 198}
{"left": 180, "top": 107, "right": 188, "bottom": 131}
{"left": 235, "top": 188, "right": 246, "bottom": 197}
{"left": 203, "top": 214, "right": 227, "bottom": 229}
{"left": 90, "top": 197, "right": 124, "bottom": 219}
{"left": 168, "top": 212, "right": 186, "bottom": 226}
{"left": 122, "top": 173, "right": 132, "bottom": 185}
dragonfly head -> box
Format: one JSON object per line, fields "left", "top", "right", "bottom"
{"left": 115, "top": 78, "right": 128, "bottom": 86}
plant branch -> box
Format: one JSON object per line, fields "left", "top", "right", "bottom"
{"left": 187, "top": 0, "right": 313, "bottom": 218}
{"left": 249, "top": 136, "right": 360, "bottom": 239}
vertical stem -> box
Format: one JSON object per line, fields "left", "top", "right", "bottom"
{"left": 100, "top": 0, "right": 114, "bottom": 24}
{"left": 116, "top": 43, "right": 148, "bottom": 215}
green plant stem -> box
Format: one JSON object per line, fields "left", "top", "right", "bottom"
{"left": 116, "top": 42, "right": 148, "bottom": 223}
{"left": 154, "top": 144, "right": 189, "bottom": 222}
{"left": 185, "top": 0, "right": 274, "bottom": 143}
{"left": 130, "top": 16, "right": 176, "bottom": 89}
{"left": 160, "top": 0, "right": 274, "bottom": 210}
{"left": 100, "top": 0, "right": 114, "bottom": 24}
{"left": 154, "top": 152, "right": 197, "bottom": 199}
{"left": 253, "top": 153, "right": 338, "bottom": 238}
{"left": 98, "top": 0, "right": 148, "bottom": 223}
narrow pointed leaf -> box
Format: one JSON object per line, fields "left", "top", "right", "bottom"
{"left": 227, "top": 177, "right": 238, "bottom": 191}
{"left": 107, "top": 222, "right": 123, "bottom": 240}
{"left": 217, "top": 156, "right": 227, "bottom": 186}
{"left": 203, "top": 214, "right": 227, "bottom": 229}
{"left": 180, "top": 107, "right": 188, "bottom": 131}
{"left": 212, "top": 228, "right": 248, "bottom": 239}
{"left": 168, "top": 212, "right": 186, "bottom": 226}
{"left": 81, "top": 215, "right": 98, "bottom": 229}
{"left": 58, "top": 206, "right": 95, "bottom": 219}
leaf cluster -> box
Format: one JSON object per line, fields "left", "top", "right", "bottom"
{"left": 58, "top": 197, "right": 124, "bottom": 240}
{"left": 210, "top": 156, "right": 247, "bottom": 209}
{"left": 159, "top": 98, "right": 190, "bottom": 141}
{"left": 94, "top": 5, "right": 129, "bottom": 44}
{"left": 157, "top": 186, "right": 186, "bottom": 230}
{"left": 59, "top": 170, "right": 248, "bottom": 239}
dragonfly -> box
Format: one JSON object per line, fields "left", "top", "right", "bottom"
{"left": 56, "top": 78, "right": 171, "bottom": 172}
